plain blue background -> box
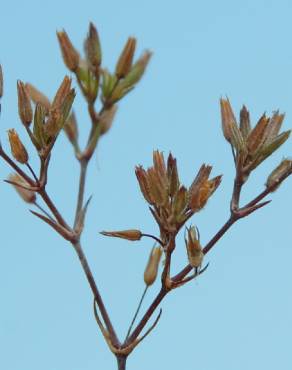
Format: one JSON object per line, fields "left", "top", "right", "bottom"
{"left": 0, "top": 1, "right": 292, "bottom": 369}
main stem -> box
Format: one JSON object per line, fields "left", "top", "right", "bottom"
{"left": 116, "top": 355, "right": 127, "bottom": 370}
{"left": 73, "top": 241, "right": 120, "bottom": 346}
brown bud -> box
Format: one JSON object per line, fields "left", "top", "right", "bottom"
{"left": 25, "top": 83, "right": 51, "bottom": 112}
{"left": 220, "top": 98, "right": 236, "bottom": 142}
{"left": 100, "top": 105, "right": 117, "bottom": 135}
{"left": 17, "top": 81, "right": 33, "bottom": 126}
{"left": 247, "top": 113, "right": 270, "bottom": 154}
{"left": 100, "top": 229, "right": 142, "bottom": 241}
{"left": 57, "top": 31, "right": 80, "bottom": 72}
{"left": 121, "top": 50, "right": 152, "bottom": 88}
{"left": 167, "top": 153, "right": 180, "bottom": 197}
{"left": 8, "top": 129, "right": 29, "bottom": 164}
{"left": 0, "top": 64, "right": 3, "bottom": 98}
{"left": 115, "top": 37, "right": 137, "bottom": 79}
{"left": 51, "top": 76, "right": 72, "bottom": 109}
{"left": 84, "top": 22, "right": 102, "bottom": 71}
{"left": 185, "top": 226, "right": 203, "bottom": 268}
{"left": 239, "top": 105, "right": 251, "bottom": 139}
{"left": 8, "top": 173, "right": 36, "bottom": 203}
{"left": 135, "top": 166, "right": 154, "bottom": 204}
{"left": 188, "top": 164, "right": 212, "bottom": 211}
{"left": 266, "top": 159, "right": 292, "bottom": 191}
{"left": 264, "top": 111, "right": 285, "bottom": 142}
{"left": 144, "top": 246, "right": 163, "bottom": 286}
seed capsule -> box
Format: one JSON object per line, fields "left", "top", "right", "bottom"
{"left": 144, "top": 247, "right": 163, "bottom": 286}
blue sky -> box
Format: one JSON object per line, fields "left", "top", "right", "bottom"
{"left": 0, "top": 0, "right": 292, "bottom": 369}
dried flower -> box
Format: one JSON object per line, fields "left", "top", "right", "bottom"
{"left": 100, "top": 229, "right": 142, "bottom": 241}
{"left": 17, "top": 81, "right": 33, "bottom": 127}
{"left": 185, "top": 226, "right": 203, "bottom": 268}
{"left": 8, "top": 129, "right": 29, "bottom": 164}
{"left": 144, "top": 246, "right": 163, "bottom": 286}
{"left": 266, "top": 159, "right": 292, "bottom": 191}
{"left": 115, "top": 37, "right": 136, "bottom": 79}
{"left": 57, "top": 31, "right": 80, "bottom": 72}
{"left": 8, "top": 173, "right": 36, "bottom": 203}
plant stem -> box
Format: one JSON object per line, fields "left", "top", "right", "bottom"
{"left": 125, "top": 288, "right": 167, "bottom": 345}
{"left": 39, "top": 189, "right": 69, "bottom": 229}
{"left": 116, "top": 355, "right": 127, "bottom": 370}
{"left": 125, "top": 285, "right": 148, "bottom": 341}
{"left": 34, "top": 201, "right": 55, "bottom": 221}
{"left": 74, "top": 159, "right": 89, "bottom": 228}
{"left": 73, "top": 241, "right": 120, "bottom": 347}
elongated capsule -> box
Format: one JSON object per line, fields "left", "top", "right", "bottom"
{"left": 144, "top": 246, "right": 163, "bottom": 286}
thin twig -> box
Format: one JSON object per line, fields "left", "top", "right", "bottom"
{"left": 141, "top": 233, "right": 164, "bottom": 247}
{"left": 73, "top": 159, "right": 88, "bottom": 228}
{"left": 125, "top": 285, "right": 148, "bottom": 341}
{"left": 33, "top": 201, "right": 55, "bottom": 222}
{"left": 26, "top": 163, "right": 39, "bottom": 183}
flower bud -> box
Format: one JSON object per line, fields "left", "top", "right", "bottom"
{"left": 57, "top": 31, "right": 80, "bottom": 72}
{"left": 144, "top": 246, "right": 162, "bottom": 286}
{"left": 247, "top": 113, "right": 269, "bottom": 154}
{"left": 115, "top": 37, "right": 136, "bottom": 79}
{"left": 51, "top": 76, "right": 72, "bottom": 109}
{"left": 8, "top": 129, "right": 29, "bottom": 164}
{"left": 8, "top": 173, "right": 36, "bottom": 203}
{"left": 239, "top": 105, "right": 251, "bottom": 139}
{"left": 17, "top": 81, "right": 33, "bottom": 127}
{"left": 122, "top": 50, "right": 152, "bottom": 87}
{"left": 220, "top": 98, "right": 236, "bottom": 143}
{"left": 100, "top": 229, "right": 142, "bottom": 241}
{"left": 84, "top": 22, "right": 102, "bottom": 71}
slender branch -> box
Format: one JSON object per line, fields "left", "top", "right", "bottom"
{"left": 141, "top": 233, "right": 164, "bottom": 247}
{"left": 26, "top": 163, "right": 39, "bottom": 183}
{"left": 39, "top": 189, "right": 69, "bottom": 229}
{"left": 125, "top": 286, "right": 148, "bottom": 341}
{"left": 73, "top": 241, "right": 120, "bottom": 347}
{"left": 73, "top": 159, "right": 89, "bottom": 228}
{"left": 243, "top": 187, "right": 270, "bottom": 209}
{"left": 33, "top": 201, "right": 55, "bottom": 222}
{"left": 125, "top": 288, "right": 167, "bottom": 346}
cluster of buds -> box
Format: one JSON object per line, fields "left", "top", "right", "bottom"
{"left": 57, "top": 23, "right": 100, "bottom": 104}
{"left": 101, "top": 46, "right": 152, "bottom": 106}
{"left": 220, "top": 99, "right": 290, "bottom": 180}
{"left": 135, "top": 151, "right": 221, "bottom": 239}
{"left": 14, "top": 77, "right": 75, "bottom": 160}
